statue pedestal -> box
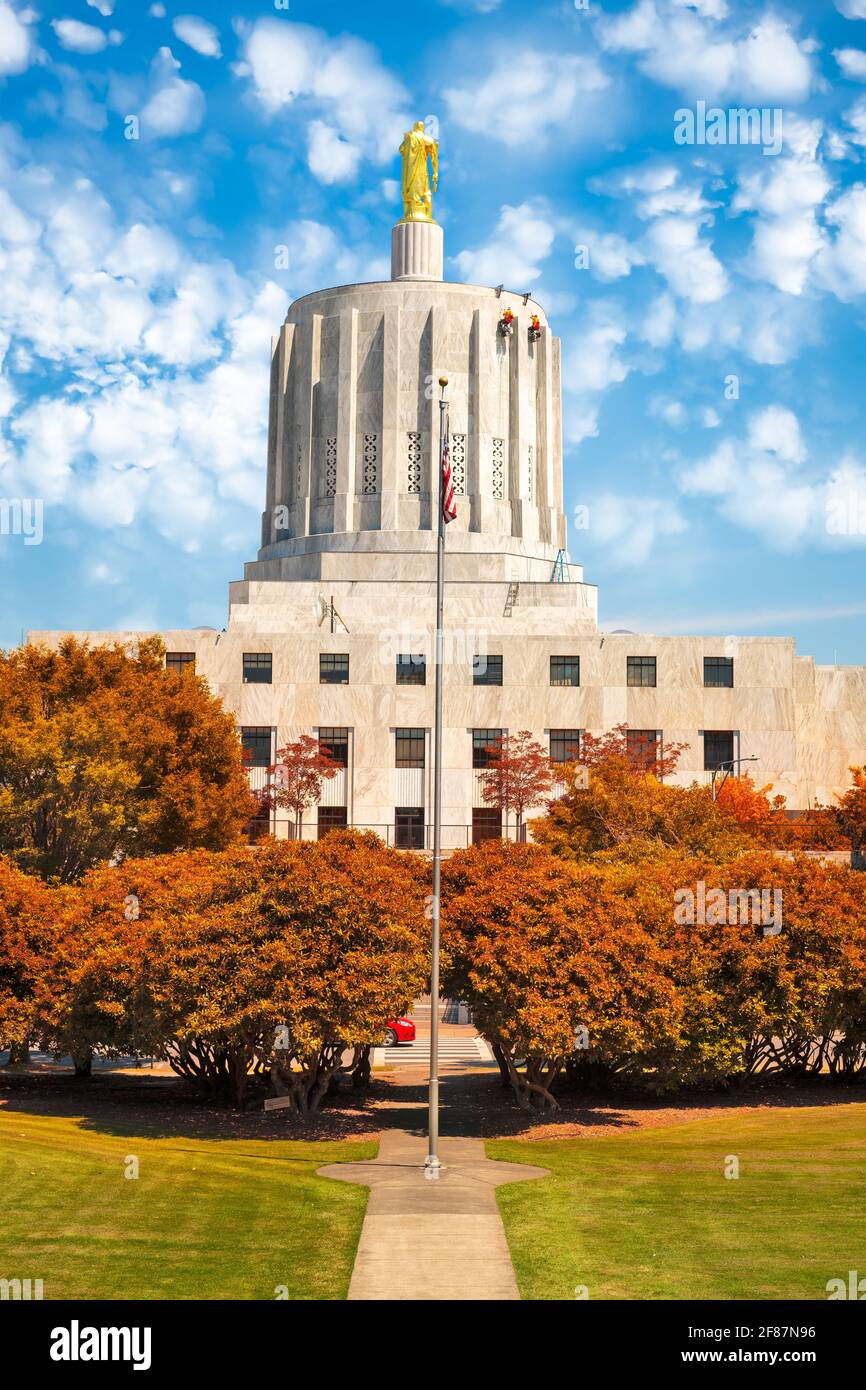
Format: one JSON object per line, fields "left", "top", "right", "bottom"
{"left": 391, "top": 219, "right": 443, "bottom": 281}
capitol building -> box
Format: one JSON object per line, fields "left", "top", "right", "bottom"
{"left": 31, "top": 129, "right": 866, "bottom": 846}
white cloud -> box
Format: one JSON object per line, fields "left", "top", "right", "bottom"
{"left": 239, "top": 19, "right": 407, "bottom": 181}
{"left": 87, "top": 0, "right": 115, "bottom": 14}
{"left": 835, "top": 48, "right": 866, "bottom": 82}
{"left": 586, "top": 494, "right": 688, "bottom": 567}
{"left": 643, "top": 215, "right": 727, "bottom": 303}
{"left": 452, "top": 203, "right": 555, "bottom": 287}
{"left": 599, "top": 1, "right": 814, "bottom": 103}
{"left": 575, "top": 229, "right": 644, "bottom": 281}
{"left": 676, "top": 407, "right": 843, "bottom": 551}
{"left": 836, "top": 0, "right": 866, "bottom": 17}
{"left": 307, "top": 120, "right": 360, "bottom": 185}
{"left": 0, "top": 1, "right": 34, "bottom": 75}
{"left": 51, "top": 19, "right": 111, "bottom": 54}
{"left": 731, "top": 117, "right": 829, "bottom": 295}
{"left": 816, "top": 184, "right": 866, "bottom": 300}
{"left": 444, "top": 51, "right": 610, "bottom": 147}
{"left": 141, "top": 48, "right": 206, "bottom": 138}
{"left": 172, "top": 15, "right": 221, "bottom": 59}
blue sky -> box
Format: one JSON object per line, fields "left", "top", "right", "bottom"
{"left": 1, "top": 0, "right": 866, "bottom": 661}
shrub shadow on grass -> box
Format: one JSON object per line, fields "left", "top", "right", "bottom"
{"left": 0, "top": 1068, "right": 385, "bottom": 1143}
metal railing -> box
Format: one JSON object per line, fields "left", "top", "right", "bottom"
{"left": 247, "top": 819, "right": 530, "bottom": 849}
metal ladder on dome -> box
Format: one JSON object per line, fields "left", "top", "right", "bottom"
{"left": 550, "top": 549, "right": 569, "bottom": 583}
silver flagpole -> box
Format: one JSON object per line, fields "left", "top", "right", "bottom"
{"left": 426, "top": 376, "right": 448, "bottom": 1174}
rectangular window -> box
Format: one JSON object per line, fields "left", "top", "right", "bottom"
{"left": 395, "top": 807, "right": 425, "bottom": 849}
{"left": 395, "top": 728, "right": 425, "bottom": 769}
{"left": 247, "top": 808, "right": 271, "bottom": 844}
{"left": 396, "top": 653, "right": 426, "bottom": 686}
{"left": 627, "top": 655, "right": 657, "bottom": 688}
{"left": 166, "top": 651, "right": 195, "bottom": 674}
{"left": 550, "top": 729, "right": 582, "bottom": 764}
{"left": 320, "top": 653, "right": 350, "bottom": 684}
{"left": 550, "top": 655, "right": 580, "bottom": 688}
{"left": 317, "top": 806, "right": 348, "bottom": 839}
{"left": 319, "top": 727, "right": 349, "bottom": 768}
{"left": 626, "top": 728, "right": 660, "bottom": 770}
{"left": 243, "top": 652, "right": 272, "bottom": 684}
{"left": 704, "top": 730, "right": 735, "bottom": 772}
{"left": 472, "top": 653, "right": 503, "bottom": 686}
{"left": 704, "top": 657, "right": 734, "bottom": 688}
{"left": 241, "top": 726, "right": 272, "bottom": 769}
{"left": 472, "top": 728, "right": 504, "bottom": 769}
{"left": 472, "top": 808, "right": 502, "bottom": 846}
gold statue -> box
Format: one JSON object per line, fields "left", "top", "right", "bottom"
{"left": 399, "top": 120, "right": 438, "bottom": 222}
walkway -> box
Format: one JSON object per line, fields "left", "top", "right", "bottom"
{"left": 317, "top": 1008, "right": 548, "bottom": 1301}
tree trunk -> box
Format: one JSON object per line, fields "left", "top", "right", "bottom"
{"left": 73, "top": 1052, "right": 93, "bottom": 1078}
{"left": 7, "top": 1041, "right": 30, "bottom": 1065}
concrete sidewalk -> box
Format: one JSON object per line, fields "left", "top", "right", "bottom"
{"left": 318, "top": 1128, "right": 548, "bottom": 1301}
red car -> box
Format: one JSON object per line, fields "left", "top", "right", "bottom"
{"left": 383, "top": 1017, "right": 415, "bottom": 1046}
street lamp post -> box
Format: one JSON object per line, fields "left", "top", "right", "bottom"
{"left": 711, "top": 754, "right": 759, "bottom": 801}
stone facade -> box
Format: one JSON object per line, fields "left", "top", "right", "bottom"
{"left": 29, "top": 218, "right": 866, "bottom": 840}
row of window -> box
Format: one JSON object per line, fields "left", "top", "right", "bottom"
{"left": 250, "top": 805, "right": 507, "bottom": 850}
{"left": 169, "top": 651, "right": 737, "bottom": 689}
{"left": 242, "top": 726, "right": 737, "bottom": 773}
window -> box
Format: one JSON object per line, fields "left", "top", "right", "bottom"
{"left": 317, "top": 806, "right": 347, "bottom": 839}
{"left": 703, "top": 730, "right": 734, "bottom": 772}
{"left": 550, "top": 655, "right": 580, "bottom": 688}
{"left": 247, "top": 808, "right": 271, "bottom": 844}
{"left": 166, "top": 651, "right": 195, "bottom": 674}
{"left": 473, "top": 653, "right": 503, "bottom": 686}
{"left": 627, "top": 656, "right": 657, "bottom": 688}
{"left": 396, "top": 653, "right": 426, "bottom": 686}
{"left": 627, "top": 728, "right": 660, "bottom": 770}
{"left": 550, "top": 729, "right": 582, "bottom": 764}
{"left": 704, "top": 657, "right": 734, "bottom": 688}
{"left": 395, "top": 807, "right": 425, "bottom": 849}
{"left": 241, "top": 727, "right": 272, "bottom": 769}
{"left": 320, "top": 653, "right": 349, "bottom": 685}
{"left": 395, "top": 728, "right": 425, "bottom": 769}
{"left": 472, "top": 729, "right": 504, "bottom": 769}
{"left": 472, "top": 808, "right": 502, "bottom": 845}
{"left": 319, "top": 727, "right": 349, "bottom": 768}
{"left": 243, "top": 652, "right": 272, "bottom": 684}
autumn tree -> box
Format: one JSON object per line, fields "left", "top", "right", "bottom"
{"left": 476, "top": 730, "right": 555, "bottom": 840}
{"left": 0, "top": 637, "right": 255, "bottom": 881}
{"left": 47, "top": 833, "right": 428, "bottom": 1112}
{"left": 532, "top": 756, "right": 750, "bottom": 863}
{"left": 578, "top": 723, "right": 689, "bottom": 778}
{"left": 834, "top": 766, "right": 866, "bottom": 864}
{"left": 257, "top": 735, "right": 342, "bottom": 839}
{"left": 441, "top": 840, "right": 685, "bottom": 1110}
{"left": 0, "top": 858, "right": 64, "bottom": 1063}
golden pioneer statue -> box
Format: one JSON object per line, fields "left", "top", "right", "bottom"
{"left": 399, "top": 120, "right": 438, "bottom": 222}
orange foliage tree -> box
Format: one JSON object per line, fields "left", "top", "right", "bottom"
{"left": 0, "top": 637, "right": 255, "bottom": 881}
{"left": 0, "top": 858, "right": 64, "bottom": 1061}
{"left": 44, "top": 833, "right": 427, "bottom": 1111}
{"left": 834, "top": 765, "right": 866, "bottom": 863}
{"left": 441, "top": 840, "right": 866, "bottom": 1109}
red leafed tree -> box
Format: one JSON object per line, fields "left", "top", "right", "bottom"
{"left": 476, "top": 730, "right": 555, "bottom": 840}
{"left": 578, "top": 723, "right": 689, "bottom": 779}
{"left": 256, "top": 735, "right": 341, "bottom": 838}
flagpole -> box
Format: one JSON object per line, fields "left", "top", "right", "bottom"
{"left": 426, "top": 376, "right": 448, "bottom": 1174}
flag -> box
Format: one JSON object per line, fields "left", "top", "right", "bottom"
{"left": 441, "top": 413, "right": 456, "bottom": 524}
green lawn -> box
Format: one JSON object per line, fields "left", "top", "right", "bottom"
{"left": 0, "top": 1111, "right": 374, "bottom": 1300}
{"left": 490, "top": 1103, "right": 866, "bottom": 1301}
